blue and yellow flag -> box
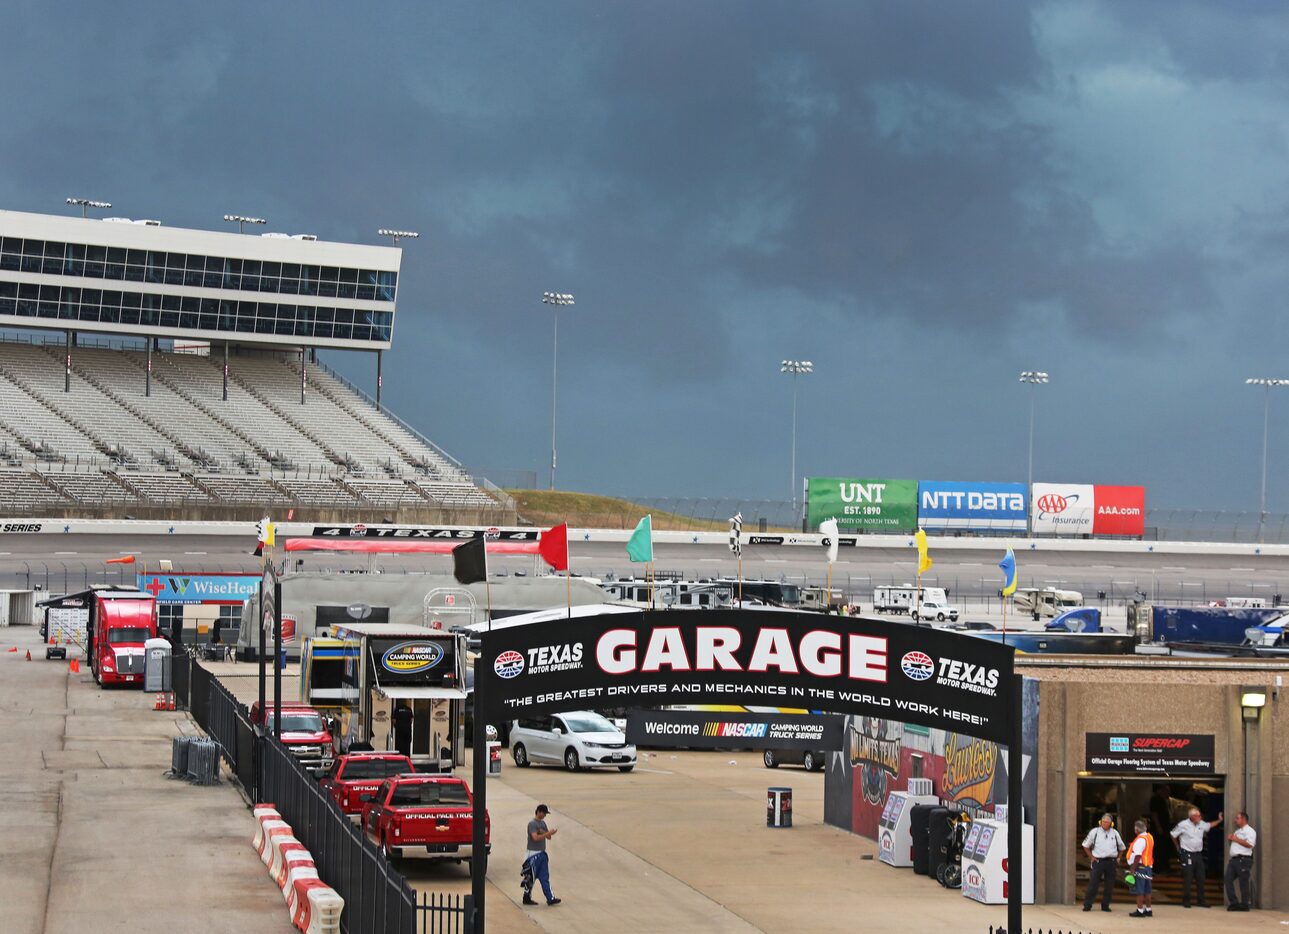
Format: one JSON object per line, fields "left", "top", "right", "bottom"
{"left": 999, "top": 547, "right": 1018, "bottom": 596}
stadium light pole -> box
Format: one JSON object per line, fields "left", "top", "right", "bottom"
{"left": 375, "top": 231, "right": 419, "bottom": 409}
{"left": 781, "top": 360, "right": 813, "bottom": 508}
{"left": 65, "top": 197, "right": 111, "bottom": 218}
{"left": 1246, "top": 378, "right": 1289, "bottom": 543}
{"left": 223, "top": 214, "right": 265, "bottom": 234}
{"left": 378, "top": 228, "right": 419, "bottom": 246}
{"left": 1019, "top": 371, "right": 1049, "bottom": 534}
{"left": 542, "top": 292, "right": 575, "bottom": 490}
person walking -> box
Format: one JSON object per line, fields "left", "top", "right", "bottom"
{"left": 1126, "top": 818, "right": 1155, "bottom": 919}
{"left": 1224, "top": 811, "right": 1257, "bottom": 911}
{"left": 523, "top": 804, "right": 561, "bottom": 907}
{"left": 1171, "top": 808, "right": 1221, "bottom": 908}
{"left": 1081, "top": 813, "right": 1126, "bottom": 912}
{"left": 391, "top": 702, "right": 413, "bottom": 758}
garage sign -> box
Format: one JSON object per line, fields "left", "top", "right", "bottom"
{"left": 478, "top": 609, "right": 1016, "bottom": 743}
{"left": 1085, "top": 733, "right": 1214, "bottom": 775}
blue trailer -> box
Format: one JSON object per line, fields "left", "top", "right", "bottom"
{"left": 1149, "top": 606, "right": 1287, "bottom": 646}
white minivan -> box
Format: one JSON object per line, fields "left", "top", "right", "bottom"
{"left": 510, "top": 711, "right": 637, "bottom": 772}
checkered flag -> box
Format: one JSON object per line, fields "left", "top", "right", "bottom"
{"left": 729, "top": 512, "right": 743, "bottom": 557}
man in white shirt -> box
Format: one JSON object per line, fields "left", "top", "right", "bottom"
{"left": 1081, "top": 813, "right": 1126, "bottom": 912}
{"left": 1224, "top": 811, "right": 1257, "bottom": 911}
{"left": 1170, "top": 808, "right": 1222, "bottom": 908}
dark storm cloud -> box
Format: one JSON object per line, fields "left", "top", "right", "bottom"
{"left": 3, "top": 2, "right": 1289, "bottom": 508}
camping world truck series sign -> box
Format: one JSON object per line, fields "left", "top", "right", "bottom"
{"left": 479, "top": 609, "right": 1016, "bottom": 744}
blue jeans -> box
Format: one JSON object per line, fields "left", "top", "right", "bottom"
{"left": 527, "top": 851, "right": 555, "bottom": 902}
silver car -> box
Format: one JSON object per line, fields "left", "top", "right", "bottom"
{"left": 510, "top": 711, "right": 637, "bottom": 772}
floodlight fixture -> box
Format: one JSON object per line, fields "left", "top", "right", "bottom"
{"left": 378, "top": 229, "right": 420, "bottom": 245}
{"left": 66, "top": 197, "right": 112, "bottom": 217}
{"left": 223, "top": 214, "right": 266, "bottom": 233}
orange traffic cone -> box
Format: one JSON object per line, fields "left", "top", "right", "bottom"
{"left": 169, "top": 693, "right": 176, "bottom": 711}
{"left": 154, "top": 693, "right": 163, "bottom": 710}
{"left": 69, "top": 659, "right": 80, "bottom": 674}
{"left": 6, "top": 647, "right": 16, "bottom": 653}
{"left": 25, "top": 650, "right": 31, "bottom": 661}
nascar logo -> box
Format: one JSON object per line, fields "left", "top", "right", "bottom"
{"left": 381, "top": 641, "right": 445, "bottom": 674}
{"left": 702, "top": 722, "right": 768, "bottom": 738}
{"left": 900, "top": 651, "right": 934, "bottom": 681}
{"left": 494, "top": 650, "right": 524, "bottom": 679}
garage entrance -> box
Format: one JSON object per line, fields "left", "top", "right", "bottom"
{"left": 1076, "top": 776, "right": 1225, "bottom": 906}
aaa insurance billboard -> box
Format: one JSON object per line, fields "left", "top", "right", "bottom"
{"left": 918, "top": 482, "right": 1027, "bottom": 531}
{"left": 1031, "top": 483, "right": 1145, "bottom": 536}
{"left": 807, "top": 478, "right": 918, "bottom": 532}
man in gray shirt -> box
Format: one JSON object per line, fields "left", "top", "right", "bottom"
{"left": 1171, "top": 808, "right": 1221, "bottom": 908}
{"left": 1081, "top": 813, "right": 1126, "bottom": 912}
{"left": 523, "top": 804, "right": 561, "bottom": 907}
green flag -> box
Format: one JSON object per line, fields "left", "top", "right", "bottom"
{"left": 626, "top": 514, "right": 653, "bottom": 563}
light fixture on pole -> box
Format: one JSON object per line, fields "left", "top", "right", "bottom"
{"left": 781, "top": 360, "right": 814, "bottom": 506}
{"left": 378, "top": 228, "right": 419, "bottom": 246}
{"left": 223, "top": 214, "right": 266, "bottom": 234}
{"left": 66, "top": 197, "right": 112, "bottom": 218}
{"left": 1018, "top": 371, "right": 1049, "bottom": 534}
{"left": 542, "top": 292, "right": 576, "bottom": 490}
{"left": 1245, "top": 378, "right": 1289, "bottom": 543}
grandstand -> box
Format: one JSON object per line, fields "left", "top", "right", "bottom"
{"left": 0, "top": 208, "right": 510, "bottom": 522}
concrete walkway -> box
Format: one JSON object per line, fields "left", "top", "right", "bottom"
{"left": 0, "top": 626, "right": 293, "bottom": 934}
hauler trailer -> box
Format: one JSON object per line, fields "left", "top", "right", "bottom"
{"left": 328, "top": 623, "right": 468, "bottom": 773}
{"left": 76, "top": 588, "right": 157, "bottom": 686}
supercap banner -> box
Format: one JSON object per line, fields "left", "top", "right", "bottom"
{"left": 806, "top": 478, "right": 918, "bottom": 532}
{"left": 479, "top": 609, "right": 1016, "bottom": 744}
{"left": 918, "top": 481, "right": 1027, "bottom": 530}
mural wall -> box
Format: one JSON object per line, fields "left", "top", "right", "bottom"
{"left": 825, "top": 678, "right": 1040, "bottom": 836}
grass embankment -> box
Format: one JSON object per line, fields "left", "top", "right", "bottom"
{"left": 505, "top": 490, "right": 731, "bottom": 531}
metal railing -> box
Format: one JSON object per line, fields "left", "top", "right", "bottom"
{"left": 417, "top": 892, "right": 472, "bottom": 933}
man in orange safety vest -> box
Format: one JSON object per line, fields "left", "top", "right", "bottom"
{"left": 1126, "top": 818, "right": 1155, "bottom": 919}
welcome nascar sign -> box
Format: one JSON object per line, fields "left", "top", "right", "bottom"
{"left": 918, "top": 481, "right": 1027, "bottom": 531}
{"left": 479, "top": 609, "right": 1016, "bottom": 743}
{"left": 626, "top": 709, "right": 844, "bottom": 751}
{"left": 1031, "top": 483, "right": 1145, "bottom": 536}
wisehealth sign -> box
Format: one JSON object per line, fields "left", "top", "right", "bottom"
{"left": 806, "top": 478, "right": 918, "bottom": 532}
{"left": 918, "top": 481, "right": 1027, "bottom": 531}
{"left": 138, "top": 573, "right": 260, "bottom": 605}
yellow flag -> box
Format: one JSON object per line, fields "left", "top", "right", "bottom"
{"left": 915, "top": 528, "right": 932, "bottom": 575}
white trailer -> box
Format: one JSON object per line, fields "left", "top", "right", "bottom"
{"left": 873, "top": 585, "right": 949, "bottom": 614}
{"left": 1012, "top": 587, "right": 1083, "bottom": 620}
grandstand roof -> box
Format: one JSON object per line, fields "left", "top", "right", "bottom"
{"left": 0, "top": 209, "right": 401, "bottom": 351}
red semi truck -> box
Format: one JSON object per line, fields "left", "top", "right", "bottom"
{"left": 362, "top": 774, "right": 489, "bottom": 866}
{"left": 84, "top": 588, "right": 158, "bottom": 687}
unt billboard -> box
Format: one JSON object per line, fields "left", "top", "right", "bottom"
{"left": 918, "top": 481, "right": 1027, "bottom": 531}
{"left": 806, "top": 478, "right": 918, "bottom": 532}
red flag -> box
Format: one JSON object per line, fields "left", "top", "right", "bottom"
{"left": 538, "top": 523, "right": 569, "bottom": 572}
{"left": 106, "top": 555, "right": 136, "bottom": 565}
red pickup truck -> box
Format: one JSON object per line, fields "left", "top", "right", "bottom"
{"left": 319, "top": 752, "right": 415, "bottom": 816}
{"left": 363, "top": 775, "right": 489, "bottom": 867}
{"left": 250, "top": 701, "right": 335, "bottom": 775}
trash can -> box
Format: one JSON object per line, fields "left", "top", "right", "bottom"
{"left": 144, "top": 637, "right": 172, "bottom": 692}
{"left": 487, "top": 741, "right": 502, "bottom": 777}
{"left": 767, "top": 787, "right": 792, "bottom": 828}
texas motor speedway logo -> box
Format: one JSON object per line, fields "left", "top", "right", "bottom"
{"left": 902, "top": 650, "right": 999, "bottom": 697}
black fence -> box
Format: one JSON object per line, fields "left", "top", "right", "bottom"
{"left": 988, "top": 927, "right": 1097, "bottom": 934}
{"left": 417, "top": 892, "right": 472, "bottom": 934}
{"left": 261, "top": 736, "right": 419, "bottom": 934}
{"left": 170, "top": 654, "right": 460, "bottom": 934}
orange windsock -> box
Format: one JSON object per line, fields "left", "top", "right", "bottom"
{"left": 106, "top": 555, "right": 137, "bottom": 565}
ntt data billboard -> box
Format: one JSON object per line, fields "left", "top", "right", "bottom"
{"left": 917, "top": 482, "right": 1027, "bottom": 531}
{"left": 807, "top": 478, "right": 918, "bottom": 532}
{"left": 1031, "top": 483, "right": 1145, "bottom": 536}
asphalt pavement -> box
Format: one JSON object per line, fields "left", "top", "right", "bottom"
{"left": 5, "top": 534, "right": 1289, "bottom": 605}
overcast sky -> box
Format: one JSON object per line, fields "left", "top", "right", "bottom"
{"left": 5, "top": 2, "right": 1289, "bottom": 512}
